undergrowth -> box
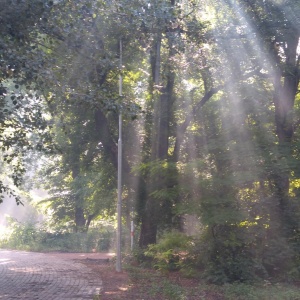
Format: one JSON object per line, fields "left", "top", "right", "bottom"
{"left": 125, "top": 264, "right": 300, "bottom": 300}
{"left": 0, "top": 217, "right": 114, "bottom": 252}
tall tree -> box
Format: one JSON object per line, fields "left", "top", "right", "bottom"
{"left": 0, "top": 0, "right": 54, "bottom": 204}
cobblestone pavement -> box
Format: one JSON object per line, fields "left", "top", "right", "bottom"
{"left": 0, "top": 250, "right": 103, "bottom": 299}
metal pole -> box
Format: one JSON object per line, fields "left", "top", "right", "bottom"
{"left": 130, "top": 220, "right": 134, "bottom": 251}
{"left": 116, "top": 39, "right": 122, "bottom": 272}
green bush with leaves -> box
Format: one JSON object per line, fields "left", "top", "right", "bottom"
{"left": 189, "top": 225, "right": 257, "bottom": 284}
{"left": 144, "top": 231, "right": 194, "bottom": 273}
{"left": 0, "top": 217, "right": 114, "bottom": 252}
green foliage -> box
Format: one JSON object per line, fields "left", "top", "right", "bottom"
{"left": 190, "top": 221, "right": 300, "bottom": 284}
{"left": 125, "top": 263, "right": 300, "bottom": 300}
{"left": 144, "top": 231, "right": 193, "bottom": 273}
{"left": 159, "top": 279, "right": 187, "bottom": 300}
{"left": 0, "top": 217, "right": 114, "bottom": 252}
{"left": 223, "top": 282, "right": 300, "bottom": 300}
{"left": 190, "top": 226, "right": 257, "bottom": 284}
{"left": 1, "top": 0, "right": 299, "bottom": 288}
{"left": 125, "top": 265, "right": 188, "bottom": 300}
{"left": 0, "top": 0, "right": 56, "bottom": 203}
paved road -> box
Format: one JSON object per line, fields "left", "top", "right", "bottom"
{"left": 0, "top": 250, "right": 102, "bottom": 299}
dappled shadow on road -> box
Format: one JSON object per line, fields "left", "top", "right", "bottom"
{"left": 44, "top": 251, "right": 115, "bottom": 261}
{"left": 0, "top": 250, "right": 104, "bottom": 299}
{"left": 79, "top": 262, "right": 133, "bottom": 300}
{"left": 0, "top": 258, "right": 11, "bottom": 265}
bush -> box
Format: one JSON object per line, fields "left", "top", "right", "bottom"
{"left": 191, "top": 225, "right": 257, "bottom": 284}
{"left": 144, "top": 231, "right": 194, "bottom": 273}
{"left": 0, "top": 218, "right": 114, "bottom": 252}
{"left": 0, "top": 217, "right": 46, "bottom": 251}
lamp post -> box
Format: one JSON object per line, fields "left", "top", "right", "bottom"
{"left": 116, "top": 39, "right": 122, "bottom": 273}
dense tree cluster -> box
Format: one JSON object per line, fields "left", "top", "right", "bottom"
{"left": 1, "top": 0, "right": 299, "bottom": 282}
{"left": 0, "top": 0, "right": 55, "bottom": 203}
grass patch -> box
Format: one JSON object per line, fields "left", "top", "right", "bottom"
{"left": 223, "top": 282, "right": 300, "bottom": 300}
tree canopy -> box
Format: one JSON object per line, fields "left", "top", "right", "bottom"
{"left": 1, "top": 0, "right": 299, "bottom": 283}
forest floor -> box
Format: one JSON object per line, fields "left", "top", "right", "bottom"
{"left": 49, "top": 252, "right": 300, "bottom": 300}
{"left": 80, "top": 258, "right": 223, "bottom": 300}
{"left": 48, "top": 252, "right": 222, "bottom": 299}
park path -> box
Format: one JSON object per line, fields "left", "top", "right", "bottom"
{"left": 0, "top": 250, "right": 111, "bottom": 299}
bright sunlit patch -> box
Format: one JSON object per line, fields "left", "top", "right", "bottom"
{"left": 0, "top": 260, "right": 12, "bottom": 265}
{"left": 268, "top": 0, "right": 287, "bottom": 4}
{"left": 239, "top": 220, "right": 258, "bottom": 227}
{"left": 289, "top": 179, "right": 300, "bottom": 196}
{"left": 9, "top": 267, "right": 43, "bottom": 273}
{"left": 0, "top": 222, "right": 12, "bottom": 239}
{"left": 182, "top": 79, "right": 197, "bottom": 92}
{"left": 104, "top": 291, "right": 122, "bottom": 295}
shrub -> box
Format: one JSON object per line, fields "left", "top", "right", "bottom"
{"left": 144, "top": 231, "right": 193, "bottom": 273}
{"left": 0, "top": 218, "right": 114, "bottom": 253}
{"left": 191, "top": 225, "right": 257, "bottom": 284}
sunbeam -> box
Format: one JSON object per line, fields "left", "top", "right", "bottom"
{"left": 1, "top": 0, "right": 300, "bottom": 289}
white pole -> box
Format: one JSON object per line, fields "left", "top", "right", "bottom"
{"left": 116, "top": 39, "right": 122, "bottom": 272}
{"left": 130, "top": 220, "right": 134, "bottom": 251}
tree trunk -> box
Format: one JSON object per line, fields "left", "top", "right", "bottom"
{"left": 138, "top": 25, "right": 177, "bottom": 247}
{"left": 71, "top": 153, "right": 86, "bottom": 233}
{"left": 94, "top": 108, "right": 131, "bottom": 176}
{"left": 85, "top": 214, "right": 95, "bottom": 231}
{"left": 94, "top": 109, "right": 118, "bottom": 169}
{"left": 158, "top": 73, "right": 175, "bottom": 159}
{"left": 138, "top": 33, "right": 162, "bottom": 247}
{"left": 272, "top": 29, "right": 299, "bottom": 227}
{"left": 139, "top": 214, "right": 157, "bottom": 248}
{"left": 75, "top": 207, "right": 86, "bottom": 232}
